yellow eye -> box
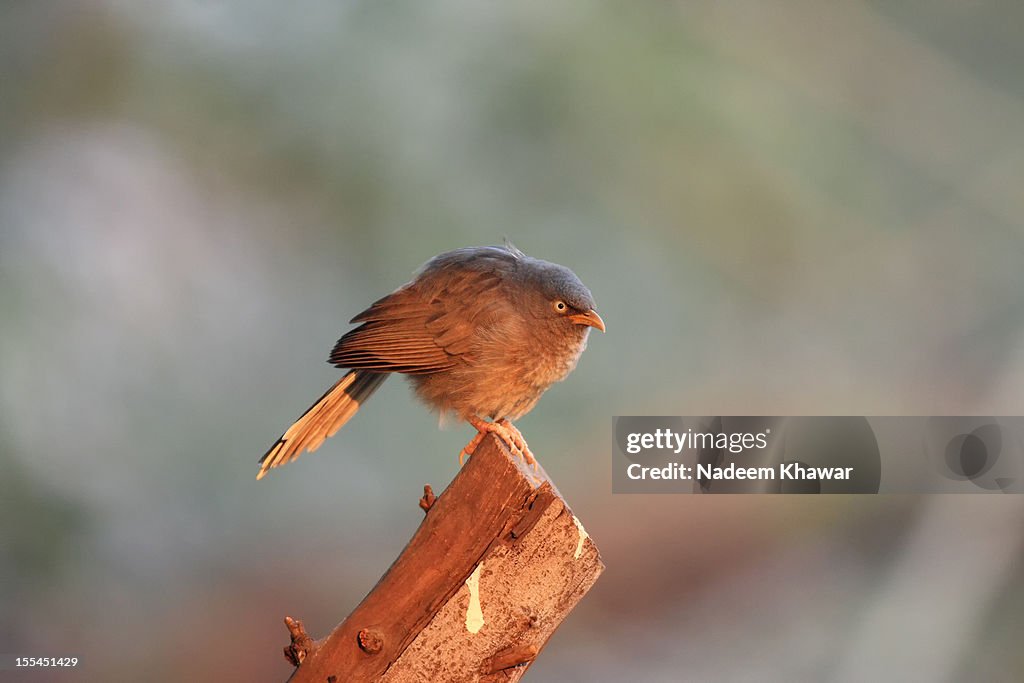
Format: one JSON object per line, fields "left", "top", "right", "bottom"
{"left": 553, "top": 300, "right": 567, "bottom": 313}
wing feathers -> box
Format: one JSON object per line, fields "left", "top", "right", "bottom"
{"left": 330, "top": 268, "right": 507, "bottom": 374}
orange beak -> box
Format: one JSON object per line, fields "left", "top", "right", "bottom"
{"left": 568, "top": 309, "right": 606, "bottom": 332}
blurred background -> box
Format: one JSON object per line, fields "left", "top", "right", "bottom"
{"left": 3, "top": 1, "right": 1024, "bottom": 680}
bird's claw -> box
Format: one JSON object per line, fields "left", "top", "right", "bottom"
{"left": 461, "top": 417, "right": 538, "bottom": 472}
{"left": 495, "top": 418, "right": 538, "bottom": 472}
{"left": 459, "top": 429, "right": 487, "bottom": 466}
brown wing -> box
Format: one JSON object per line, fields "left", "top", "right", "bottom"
{"left": 328, "top": 265, "right": 506, "bottom": 375}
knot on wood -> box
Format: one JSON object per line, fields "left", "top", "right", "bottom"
{"left": 357, "top": 628, "right": 384, "bottom": 655}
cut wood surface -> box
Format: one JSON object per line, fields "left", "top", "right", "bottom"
{"left": 282, "top": 434, "right": 604, "bottom": 682}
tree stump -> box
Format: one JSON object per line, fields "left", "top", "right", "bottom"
{"left": 279, "top": 434, "right": 604, "bottom": 682}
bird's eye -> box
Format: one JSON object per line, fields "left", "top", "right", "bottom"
{"left": 553, "top": 300, "right": 567, "bottom": 313}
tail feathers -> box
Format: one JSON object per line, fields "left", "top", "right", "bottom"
{"left": 258, "top": 370, "right": 388, "bottom": 480}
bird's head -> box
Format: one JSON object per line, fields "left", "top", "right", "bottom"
{"left": 518, "top": 257, "right": 605, "bottom": 336}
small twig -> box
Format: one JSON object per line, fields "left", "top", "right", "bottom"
{"left": 418, "top": 484, "right": 436, "bottom": 513}
{"left": 283, "top": 616, "right": 316, "bottom": 666}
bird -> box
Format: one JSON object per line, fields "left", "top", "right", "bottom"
{"left": 257, "top": 243, "right": 605, "bottom": 480}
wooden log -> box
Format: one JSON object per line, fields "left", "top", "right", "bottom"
{"left": 281, "top": 434, "right": 604, "bottom": 682}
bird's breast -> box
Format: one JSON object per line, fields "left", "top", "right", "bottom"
{"left": 522, "top": 330, "right": 588, "bottom": 387}
{"left": 409, "top": 322, "right": 590, "bottom": 422}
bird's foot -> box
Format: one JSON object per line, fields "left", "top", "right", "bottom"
{"left": 495, "top": 419, "right": 537, "bottom": 471}
{"left": 462, "top": 416, "right": 538, "bottom": 471}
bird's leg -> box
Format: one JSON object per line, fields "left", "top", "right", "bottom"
{"left": 460, "top": 416, "right": 538, "bottom": 471}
